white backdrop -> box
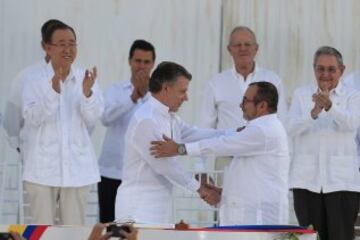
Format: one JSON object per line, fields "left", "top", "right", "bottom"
{"left": 0, "top": 0, "right": 222, "bottom": 223}
{"left": 0, "top": 0, "right": 222, "bottom": 159}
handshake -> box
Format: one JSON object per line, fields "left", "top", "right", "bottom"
{"left": 196, "top": 174, "right": 222, "bottom": 206}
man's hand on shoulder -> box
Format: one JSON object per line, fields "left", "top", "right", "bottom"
{"left": 150, "top": 134, "right": 180, "bottom": 158}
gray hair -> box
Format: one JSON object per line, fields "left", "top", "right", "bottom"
{"left": 313, "top": 46, "right": 344, "bottom": 66}
{"left": 228, "top": 26, "right": 258, "bottom": 46}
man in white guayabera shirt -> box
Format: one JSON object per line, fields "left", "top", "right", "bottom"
{"left": 288, "top": 46, "right": 360, "bottom": 240}
{"left": 150, "top": 81, "right": 290, "bottom": 226}
{"left": 3, "top": 19, "right": 64, "bottom": 153}
{"left": 115, "top": 62, "right": 225, "bottom": 224}
{"left": 21, "top": 22, "right": 104, "bottom": 225}
{"left": 98, "top": 39, "right": 155, "bottom": 223}
{"left": 195, "top": 26, "right": 287, "bottom": 184}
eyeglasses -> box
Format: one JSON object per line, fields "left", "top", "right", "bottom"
{"left": 50, "top": 42, "right": 77, "bottom": 50}
{"left": 230, "top": 42, "right": 256, "bottom": 48}
{"left": 241, "top": 96, "right": 257, "bottom": 105}
{"left": 314, "top": 66, "right": 338, "bottom": 74}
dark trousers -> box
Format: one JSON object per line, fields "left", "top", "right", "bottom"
{"left": 293, "top": 189, "right": 360, "bottom": 240}
{"left": 98, "top": 176, "right": 122, "bottom": 223}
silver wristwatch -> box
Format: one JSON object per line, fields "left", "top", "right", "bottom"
{"left": 177, "top": 144, "right": 187, "bottom": 155}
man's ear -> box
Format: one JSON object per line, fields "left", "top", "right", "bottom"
{"left": 162, "top": 82, "right": 171, "bottom": 91}
{"left": 161, "top": 82, "right": 167, "bottom": 91}
{"left": 339, "top": 65, "right": 346, "bottom": 76}
{"left": 227, "top": 44, "right": 231, "bottom": 53}
{"left": 258, "top": 101, "right": 268, "bottom": 111}
{"left": 44, "top": 43, "right": 53, "bottom": 57}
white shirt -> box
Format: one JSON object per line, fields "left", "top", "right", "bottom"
{"left": 195, "top": 64, "right": 287, "bottom": 170}
{"left": 3, "top": 60, "right": 47, "bottom": 150}
{"left": 287, "top": 82, "right": 360, "bottom": 193}
{"left": 22, "top": 62, "right": 104, "bottom": 187}
{"left": 186, "top": 114, "right": 290, "bottom": 225}
{"left": 99, "top": 80, "right": 149, "bottom": 180}
{"left": 115, "top": 96, "right": 224, "bottom": 224}
{"left": 343, "top": 71, "right": 360, "bottom": 166}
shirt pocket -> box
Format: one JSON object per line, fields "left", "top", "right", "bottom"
{"left": 38, "top": 143, "right": 60, "bottom": 177}
{"left": 329, "top": 156, "right": 354, "bottom": 182}
{"left": 220, "top": 196, "right": 258, "bottom": 225}
{"left": 38, "top": 123, "right": 58, "bottom": 146}
{"left": 291, "top": 154, "right": 317, "bottom": 180}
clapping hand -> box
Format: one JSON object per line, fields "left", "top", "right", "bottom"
{"left": 311, "top": 88, "right": 332, "bottom": 119}
{"left": 83, "top": 67, "right": 97, "bottom": 98}
{"left": 131, "top": 70, "right": 149, "bottom": 102}
{"left": 314, "top": 89, "right": 332, "bottom": 110}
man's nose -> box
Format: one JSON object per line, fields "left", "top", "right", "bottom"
{"left": 139, "top": 62, "right": 147, "bottom": 69}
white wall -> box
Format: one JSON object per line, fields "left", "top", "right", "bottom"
{"left": 0, "top": 0, "right": 222, "bottom": 156}
{"left": 0, "top": 0, "right": 222, "bottom": 224}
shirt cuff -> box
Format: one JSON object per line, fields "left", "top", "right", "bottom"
{"left": 82, "top": 89, "right": 98, "bottom": 105}
{"left": 185, "top": 142, "right": 201, "bottom": 156}
{"left": 124, "top": 94, "right": 137, "bottom": 107}
{"left": 193, "top": 158, "right": 206, "bottom": 172}
{"left": 187, "top": 178, "right": 201, "bottom": 192}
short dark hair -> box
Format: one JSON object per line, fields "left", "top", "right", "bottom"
{"left": 43, "top": 21, "right": 76, "bottom": 44}
{"left": 249, "top": 81, "right": 278, "bottom": 113}
{"left": 129, "top": 39, "right": 156, "bottom": 61}
{"left": 149, "top": 61, "right": 192, "bottom": 93}
{"left": 41, "top": 19, "right": 64, "bottom": 43}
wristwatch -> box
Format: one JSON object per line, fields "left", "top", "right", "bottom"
{"left": 177, "top": 144, "right": 187, "bottom": 155}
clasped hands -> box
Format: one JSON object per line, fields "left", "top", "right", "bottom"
{"left": 311, "top": 88, "right": 332, "bottom": 119}
{"left": 52, "top": 66, "right": 97, "bottom": 98}
{"left": 131, "top": 70, "right": 149, "bottom": 102}
{"left": 150, "top": 135, "right": 222, "bottom": 206}
{"left": 198, "top": 182, "right": 222, "bottom": 206}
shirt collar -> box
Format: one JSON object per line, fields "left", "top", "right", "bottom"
{"left": 148, "top": 95, "right": 170, "bottom": 117}
{"left": 316, "top": 80, "right": 344, "bottom": 96}
{"left": 231, "top": 62, "right": 260, "bottom": 79}
{"left": 248, "top": 113, "right": 277, "bottom": 125}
